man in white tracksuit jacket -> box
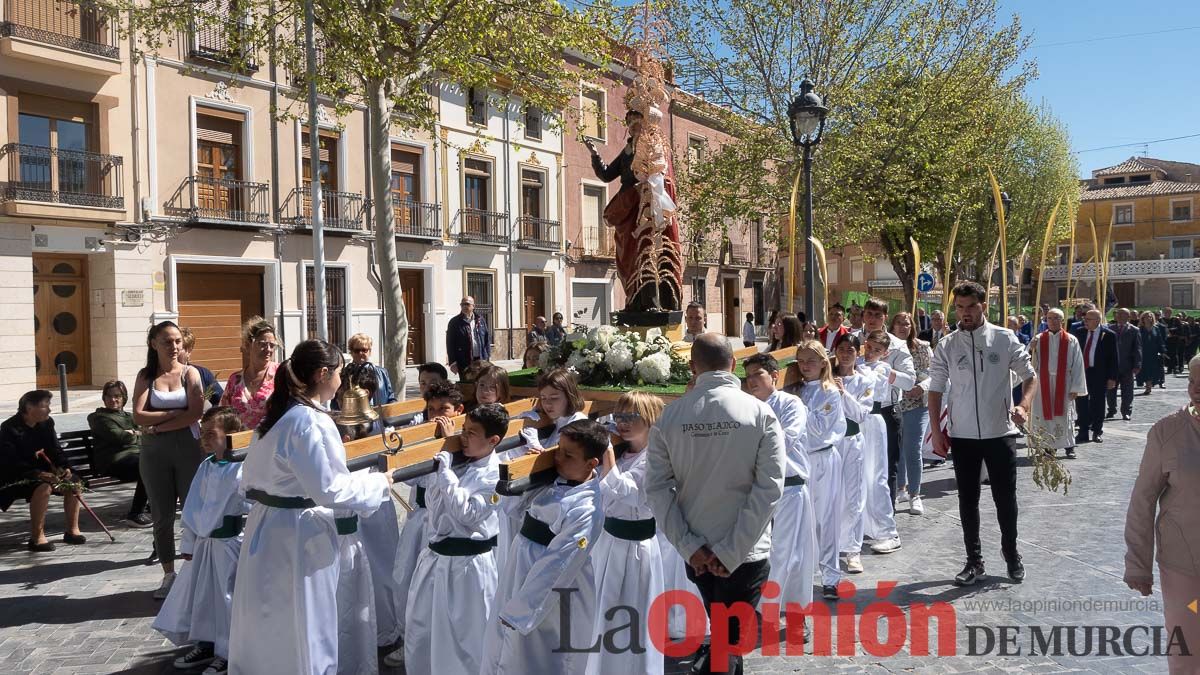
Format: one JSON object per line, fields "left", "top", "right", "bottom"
{"left": 646, "top": 334, "right": 786, "bottom": 675}
{"left": 929, "top": 280, "right": 1037, "bottom": 587}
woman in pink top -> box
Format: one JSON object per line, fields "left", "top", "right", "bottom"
{"left": 1124, "top": 354, "right": 1200, "bottom": 674}
{"left": 219, "top": 317, "right": 280, "bottom": 430}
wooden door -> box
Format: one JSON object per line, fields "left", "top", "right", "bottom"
{"left": 1113, "top": 281, "right": 1136, "bottom": 309}
{"left": 197, "top": 141, "right": 240, "bottom": 213}
{"left": 391, "top": 149, "right": 421, "bottom": 229}
{"left": 33, "top": 254, "right": 90, "bottom": 388}
{"left": 176, "top": 265, "right": 265, "bottom": 381}
{"left": 523, "top": 275, "right": 547, "bottom": 331}
{"left": 399, "top": 269, "right": 425, "bottom": 365}
{"left": 723, "top": 277, "right": 739, "bottom": 335}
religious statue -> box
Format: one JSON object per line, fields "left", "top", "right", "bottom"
{"left": 586, "top": 53, "right": 683, "bottom": 314}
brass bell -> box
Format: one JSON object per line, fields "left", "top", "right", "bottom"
{"left": 334, "top": 384, "right": 379, "bottom": 438}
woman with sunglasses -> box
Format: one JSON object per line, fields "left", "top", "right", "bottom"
{"left": 219, "top": 317, "right": 280, "bottom": 430}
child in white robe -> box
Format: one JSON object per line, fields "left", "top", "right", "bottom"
{"left": 793, "top": 340, "right": 847, "bottom": 602}
{"left": 586, "top": 392, "right": 666, "bottom": 675}
{"left": 153, "top": 407, "right": 247, "bottom": 675}
{"left": 482, "top": 419, "right": 608, "bottom": 675}
{"left": 832, "top": 333, "right": 874, "bottom": 575}
{"left": 744, "top": 353, "right": 815, "bottom": 621}
{"left": 859, "top": 330, "right": 903, "bottom": 554}
{"left": 404, "top": 403, "right": 506, "bottom": 674}
{"left": 229, "top": 341, "right": 392, "bottom": 675}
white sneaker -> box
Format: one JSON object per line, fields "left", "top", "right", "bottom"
{"left": 844, "top": 553, "right": 863, "bottom": 574}
{"left": 153, "top": 572, "right": 176, "bottom": 600}
{"left": 895, "top": 488, "right": 910, "bottom": 506}
{"left": 909, "top": 495, "right": 925, "bottom": 515}
{"left": 202, "top": 657, "right": 228, "bottom": 674}
{"left": 869, "top": 537, "right": 902, "bottom": 554}
{"left": 383, "top": 647, "right": 405, "bottom": 667}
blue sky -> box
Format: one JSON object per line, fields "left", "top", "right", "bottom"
{"left": 1000, "top": 0, "right": 1200, "bottom": 177}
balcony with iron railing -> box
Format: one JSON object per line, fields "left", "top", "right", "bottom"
{"left": 1041, "top": 256, "right": 1200, "bottom": 281}
{"left": 515, "top": 215, "right": 560, "bottom": 251}
{"left": 280, "top": 187, "right": 366, "bottom": 232}
{"left": 751, "top": 245, "right": 777, "bottom": 269}
{"left": 726, "top": 242, "right": 751, "bottom": 267}
{"left": 683, "top": 240, "right": 720, "bottom": 266}
{"left": 574, "top": 235, "right": 616, "bottom": 261}
{"left": 188, "top": 2, "right": 257, "bottom": 71}
{"left": 456, "top": 208, "right": 510, "bottom": 246}
{"left": 164, "top": 175, "right": 270, "bottom": 225}
{"left": 392, "top": 197, "right": 442, "bottom": 240}
{"left": 0, "top": 0, "right": 119, "bottom": 64}
{"left": 0, "top": 143, "right": 123, "bottom": 214}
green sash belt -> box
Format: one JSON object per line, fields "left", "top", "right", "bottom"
{"left": 603, "top": 516, "right": 656, "bottom": 542}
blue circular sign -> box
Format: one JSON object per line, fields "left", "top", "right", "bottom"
{"left": 917, "top": 272, "right": 935, "bottom": 292}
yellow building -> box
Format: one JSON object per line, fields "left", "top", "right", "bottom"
{"left": 1040, "top": 157, "right": 1200, "bottom": 310}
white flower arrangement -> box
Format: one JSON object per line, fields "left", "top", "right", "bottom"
{"left": 536, "top": 322, "right": 690, "bottom": 387}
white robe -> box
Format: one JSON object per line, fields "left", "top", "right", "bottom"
{"left": 154, "top": 456, "right": 248, "bottom": 658}
{"left": 355, "top": 469, "right": 402, "bottom": 647}
{"left": 392, "top": 476, "right": 430, "bottom": 637}
{"left": 333, "top": 518, "right": 377, "bottom": 675}
{"left": 405, "top": 452, "right": 501, "bottom": 675}
{"left": 760, "top": 389, "right": 816, "bottom": 610}
{"left": 482, "top": 476, "right": 605, "bottom": 675}
{"left": 797, "top": 382, "right": 846, "bottom": 587}
{"left": 229, "top": 405, "right": 390, "bottom": 675}
{"left": 860, "top": 361, "right": 899, "bottom": 541}
{"left": 1029, "top": 330, "right": 1088, "bottom": 449}
{"left": 585, "top": 449, "right": 664, "bottom": 675}
{"left": 838, "top": 368, "right": 874, "bottom": 555}
{"left": 656, "top": 532, "right": 708, "bottom": 640}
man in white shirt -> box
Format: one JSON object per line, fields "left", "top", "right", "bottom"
{"left": 929, "top": 281, "right": 1036, "bottom": 587}
{"left": 682, "top": 302, "right": 706, "bottom": 343}
{"left": 742, "top": 312, "right": 758, "bottom": 348}
{"left": 646, "top": 333, "right": 785, "bottom": 675}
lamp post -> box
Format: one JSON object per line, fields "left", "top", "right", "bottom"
{"left": 788, "top": 80, "right": 828, "bottom": 321}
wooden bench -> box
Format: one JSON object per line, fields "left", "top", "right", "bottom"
{"left": 57, "top": 430, "right": 119, "bottom": 489}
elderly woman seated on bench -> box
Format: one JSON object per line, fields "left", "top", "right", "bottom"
{"left": 0, "top": 390, "right": 85, "bottom": 552}
{"left": 89, "top": 380, "right": 152, "bottom": 528}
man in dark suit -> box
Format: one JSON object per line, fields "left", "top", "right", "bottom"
{"left": 1071, "top": 308, "right": 1117, "bottom": 443}
{"left": 445, "top": 295, "right": 491, "bottom": 376}
{"left": 916, "top": 307, "right": 932, "bottom": 333}
{"left": 1106, "top": 307, "right": 1142, "bottom": 421}
{"left": 918, "top": 309, "right": 948, "bottom": 347}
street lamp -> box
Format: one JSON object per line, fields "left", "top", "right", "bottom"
{"left": 788, "top": 79, "right": 828, "bottom": 321}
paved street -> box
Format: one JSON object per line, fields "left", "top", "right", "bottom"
{"left": 0, "top": 371, "right": 1192, "bottom": 674}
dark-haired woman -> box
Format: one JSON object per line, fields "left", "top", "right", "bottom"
{"left": 88, "top": 380, "right": 150, "bottom": 527}
{"left": 767, "top": 312, "right": 804, "bottom": 352}
{"left": 133, "top": 322, "right": 205, "bottom": 599}
{"left": 229, "top": 340, "right": 392, "bottom": 675}
{"left": 0, "top": 390, "right": 83, "bottom": 551}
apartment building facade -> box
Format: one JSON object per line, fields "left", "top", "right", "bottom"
{"left": 1038, "top": 157, "right": 1200, "bottom": 310}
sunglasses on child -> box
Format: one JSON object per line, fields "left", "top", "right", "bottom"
{"left": 612, "top": 412, "right": 642, "bottom": 423}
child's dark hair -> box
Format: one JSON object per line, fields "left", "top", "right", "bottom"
{"left": 831, "top": 332, "right": 862, "bottom": 373}
{"left": 259, "top": 339, "right": 343, "bottom": 436}
{"left": 423, "top": 380, "right": 464, "bottom": 408}
{"left": 202, "top": 406, "right": 245, "bottom": 434}
{"left": 559, "top": 419, "right": 609, "bottom": 460}
{"left": 743, "top": 353, "right": 780, "bottom": 375}
{"left": 340, "top": 362, "right": 379, "bottom": 395}
{"left": 467, "top": 403, "right": 509, "bottom": 440}
{"left": 418, "top": 362, "right": 449, "bottom": 381}
{"left": 535, "top": 368, "right": 583, "bottom": 416}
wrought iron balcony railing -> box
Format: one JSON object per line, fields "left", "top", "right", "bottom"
{"left": 188, "top": 1, "right": 257, "bottom": 70}
{"left": 575, "top": 237, "right": 616, "bottom": 260}
{"left": 164, "top": 175, "right": 270, "bottom": 225}
{"left": 280, "top": 186, "right": 366, "bottom": 231}
{"left": 0, "top": 0, "right": 118, "bottom": 58}
{"left": 515, "top": 215, "right": 560, "bottom": 251}
{"left": 0, "top": 143, "right": 123, "bottom": 209}
{"left": 392, "top": 197, "right": 441, "bottom": 239}
{"left": 456, "top": 208, "right": 510, "bottom": 246}
{"left": 727, "top": 243, "right": 751, "bottom": 267}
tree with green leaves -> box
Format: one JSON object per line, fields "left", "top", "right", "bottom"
{"left": 107, "top": 0, "right": 614, "bottom": 392}
{"left": 665, "top": 0, "right": 1078, "bottom": 314}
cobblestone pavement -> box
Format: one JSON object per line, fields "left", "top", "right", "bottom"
{"left": 0, "top": 372, "right": 1192, "bottom": 674}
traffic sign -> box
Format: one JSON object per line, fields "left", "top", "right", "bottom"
{"left": 917, "top": 272, "right": 935, "bottom": 293}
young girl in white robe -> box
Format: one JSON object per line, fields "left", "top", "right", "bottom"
{"left": 229, "top": 341, "right": 392, "bottom": 675}
{"left": 153, "top": 407, "right": 247, "bottom": 675}
{"left": 859, "top": 330, "right": 903, "bottom": 554}
{"left": 793, "top": 340, "right": 847, "bottom": 601}
{"left": 744, "top": 354, "right": 815, "bottom": 622}
{"left": 482, "top": 420, "right": 608, "bottom": 675}
{"left": 585, "top": 392, "right": 666, "bottom": 675}
{"left": 404, "top": 404, "right": 506, "bottom": 675}
{"left": 833, "top": 334, "right": 874, "bottom": 574}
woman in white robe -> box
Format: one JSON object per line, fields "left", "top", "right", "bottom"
{"left": 1028, "top": 312, "right": 1087, "bottom": 452}
{"left": 229, "top": 342, "right": 391, "bottom": 675}
{"left": 586, "top": 391, "right": 666, "bottom": 675}
{"left": 153, "top": 454, "right": 248, "bottom": 662}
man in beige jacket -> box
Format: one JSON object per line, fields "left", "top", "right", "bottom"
{"left": 1124, "top": 354, "right": 1200, "bottom": 674}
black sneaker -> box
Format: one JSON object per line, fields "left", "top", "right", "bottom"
{"left": 1093, "top": 434, "right": 1104, "bottom": 444}
{"left": 1065, "top": 447, "right": 1076, "bottom": 459}
{"left": 953, "top": 562, "right": 985, "bottom": 586}
{"left": 126, "top": 513, "right": 153, "bottom": 528}
{"left": 822, "top": 584, "right": 839, "bottom": 601}
{"left": 689, "top": 643, "right": 710, "bottom": 675}
{"left": 1122, "top": 413, "right": 1131, "bottom": 421}
{"left": 1007, "top": 556, "right": 1025, "bottom": 583}
{"left": 1105, "top": 411, "right": 1116, "bottom": 419}
{"left": 173, "top": 645, "right": 214, "bottom": 669}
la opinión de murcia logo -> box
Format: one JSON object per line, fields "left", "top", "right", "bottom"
{"left": 550, "top": 580, "right": 1191, "bottom": 669}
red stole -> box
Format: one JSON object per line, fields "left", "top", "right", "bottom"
{"left": 1038, "top": 330, "right": 1069, "bottom": 419}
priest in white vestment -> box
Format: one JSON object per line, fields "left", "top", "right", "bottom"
{"left": 1029, "top": 309, "right": 1087, "bottom": 458}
